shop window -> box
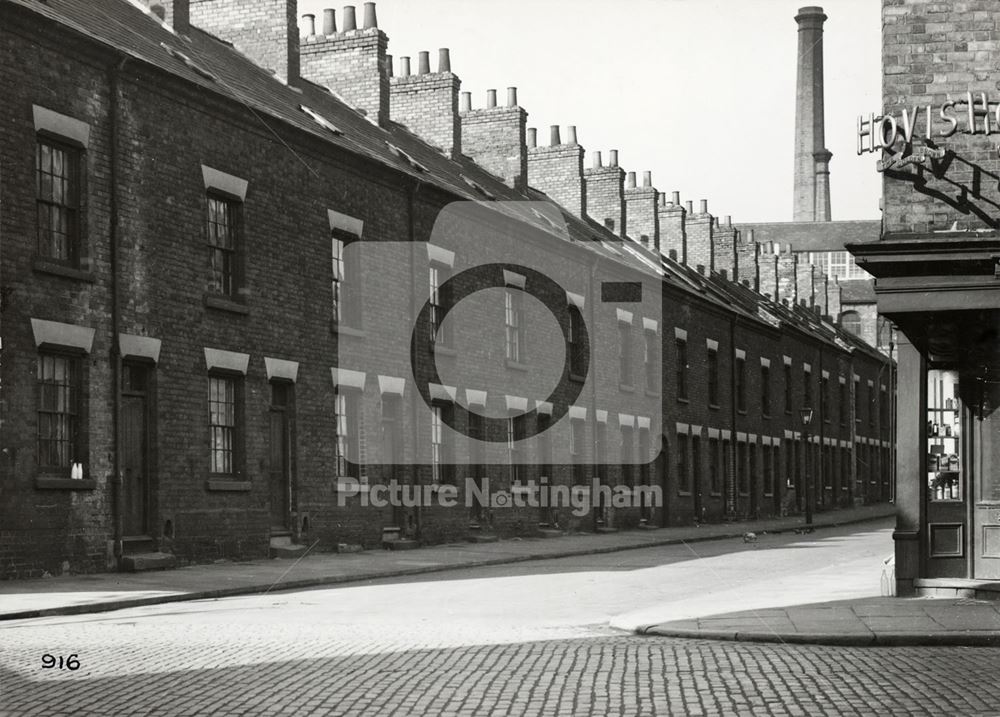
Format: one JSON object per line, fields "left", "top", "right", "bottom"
{"left": 927, "top": 369, "right": 961, "bottom": 501}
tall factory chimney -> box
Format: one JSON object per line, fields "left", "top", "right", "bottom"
{"left": 792, "top": 6, "right": 832, "bottom": 222}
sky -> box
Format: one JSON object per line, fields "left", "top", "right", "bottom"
{"left": 299, "top": 0, "right": 883, "bottom": 223}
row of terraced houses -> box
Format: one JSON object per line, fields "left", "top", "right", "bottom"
{"left": 0, "top": 0, "right": 893, "bottom": 578}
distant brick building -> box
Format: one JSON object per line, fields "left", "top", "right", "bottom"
{"left": 0, "top": 0, "right": 892, "bottom": 579}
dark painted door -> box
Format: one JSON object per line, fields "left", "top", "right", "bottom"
{"left": 121, "top": 363, "right": 149, "bottom": 537}
{"left": 269, "top": 397, "right": 290, "bottom": 531}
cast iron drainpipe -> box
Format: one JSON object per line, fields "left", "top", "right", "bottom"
{"left": 408, "top": 178, "right": 422, "bottom": 541}
{"left": 109, "top": 55, "right": 128, "bottom": 566}
{"left": 729, "top": 314, "right": 738, "bottom": 520}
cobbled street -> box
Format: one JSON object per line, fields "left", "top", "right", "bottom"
{"left": 4, "top": 521, "right": 1000, "bottom": 716}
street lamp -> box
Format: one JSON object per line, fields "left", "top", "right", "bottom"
{"left": 800, "top": 407, "right": 814, "bottom": 528}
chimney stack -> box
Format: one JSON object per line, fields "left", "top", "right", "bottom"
{"left": 659, "top": 191, "right": 686, "bottom": 263}
{"left": 736, "top": 227, "right": 759, "bottom": 290}
{"left": 584, "top": 149, "right": 626, "bottom": 237}
{"left": 461, "top": 87, "right": 529, "bottom": 190}
{"left": 390, "top": 47, "right": 463, "bottom": 157}
{"left": 757, "top": 240, "right": 778, "bottom": 300}
{"left": 796, "top": 259, "right": 816, "bottom": 309}
{"left": 686, "top": 199, "right": 715, "bottom": 272}
{"left": 712, "top": 212, "right": 737, "bottom": 278}
{"left": 144, "top": 0, "right": 190, "bottom": 32}
{"left": 793, "top": 6, "right": 832, "bottom": 221}
{"left": 191, "top": 0, "right": 299, "bottom": 83}
{"left": 776, "top": 247, "right": 799, "bottom": 306}
{"left": 625, "top": 170, "right": 659, "bottom": 250}
{"left": 299, "top": 4, "right": 389, "bottom": 126}
{"left": 528, "top": 125, "right": 586, "bottom": 217}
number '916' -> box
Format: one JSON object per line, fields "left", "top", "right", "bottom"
{"left": 42, "top": 654, "right": 80, "bottom": 670}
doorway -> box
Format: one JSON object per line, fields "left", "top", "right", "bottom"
{"left": 121, "top": 362, "right": 150, "bottom": 537}
{"left": 268, "top": 382, "right": 293, "bottom": 532}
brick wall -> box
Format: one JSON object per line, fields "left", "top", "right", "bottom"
{"left": 882, "top": 0, "right": 1000, "bottom": 233}
{"left": 658, "top": 197, "right": 686, "bottom": 263}
{"left": 736, "top": 229, "right": 758, "bottom": 290}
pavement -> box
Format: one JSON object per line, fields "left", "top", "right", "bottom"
{"left": 639, "top": 596, "right": 1000, "bottom": 647}
{"left": 0, "top": 504, "right": 893, "bottom": 622}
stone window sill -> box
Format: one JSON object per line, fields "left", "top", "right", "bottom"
{"left": 204, "top": 294, "right": 249, "bottom": 315}
{"left": 645, "top": 388, "right": 659, "bottom": 398}
{"left": 35, "top": 477, "right": 96, "bottom": 490}
{"left": 433, "top": 345, "right": 457, "bottom": 357}
{"left": 32, "top": 257, "right": 95, "bottom": 283}
{"left": 206, "top": 479, "right": 251, "bottom": 492}
{"left": 505, "top": 359, "right": 529, "bottom": 372}
{"left": 619, "top": 383, "right": 635, "bottom": 393}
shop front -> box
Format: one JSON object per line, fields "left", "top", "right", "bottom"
{"left": 851, "top": 237, "right": 1000, "bottom": 593}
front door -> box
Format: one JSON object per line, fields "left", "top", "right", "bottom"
{"left": 268, "top": 383, "right": 291, "bottom": 531}
{"left": 973, "top": 380, "right": 1000, "bottom": 579}
{"left": 121, "top": 363, "right": 149, "bottom": 536}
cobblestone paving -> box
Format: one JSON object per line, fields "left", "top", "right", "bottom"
{"left": 4, "top": 617, "right": 1000, "bottom": 716}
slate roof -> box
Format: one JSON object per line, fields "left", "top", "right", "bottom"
{"left": 738, "top": 220, "right": 882, "bottom": 252}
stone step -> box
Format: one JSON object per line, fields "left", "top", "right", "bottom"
{"left": 120, "top": 552, "right": 177, "bottom": 573}
{"left": 121, "top": 535, "right": 156, "bottom": 555}
{"left": 269, "top": 535, "right": 294, "bottom": 548}
{"left": 270, "top": 543, "right": 308, "bottom": 559}
{"left": 383, "top": 538, "right": 420, "bottom": 551}
{"left": 536, "top": 528, "right": 563, "bottom": 539}
{"left": 596, "top": 526, "right": 619, "bottom": 534}
{"left": 467, "top": 533, "right": 499, "bottom": 543}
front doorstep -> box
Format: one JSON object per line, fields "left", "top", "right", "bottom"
{"left": 120, "top": 552, "right": 177, "bottom": 572}
{"left": 915, "top": 578, "right": 1000, "bottom": 600}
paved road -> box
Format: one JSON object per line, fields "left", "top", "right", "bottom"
{"left": 4, "top": 520, "right": 1000, "bottom": 715}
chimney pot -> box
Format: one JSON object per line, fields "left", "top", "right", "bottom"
{"left": 302, "top": 13, "right": 316, "bottom": 36}
{"left": 700, "top": 199, "right": 708, "bottom": 215}
{"left": 669, "top": 249, "right": 678, "bottom": 261}
{"left": 550, "top": 125, "right": 561, "bottom": 146}
{"left": 671, "top": 191, "right": 681, "bottom": 205}
{"left": 363, "top": 1, "right": 377, "bottom": 29}
{"left": 593, "top": 151, "right": 603, "bottom": 168}
{"left": 609, "top": 150, "right": 619, "bottom": 167}
{"left": 386, "top": 53, "right": 393, "bottom": 77}
{"left": 527, "top": 127, "right": 537, "bottom": 149}
{"left": 486, "top": 89, "right": 497, "bottom": 108}
{"left": 418, "top": 51, "right": 430, "bottom": 75}
{"left": 460, "top": 91, "right": 472, "bottom": 112}
{"left": 323, "top": 8, "right": 336, "bottom": 34}
{"left": 438, "top": 48, "right": 451, "bottom": 73}
{"left": 720, "top": 269, "right": 728, "bottom": 280}
{"left": 626, "top": 171, "right": 637, "bottom": 189}
{"left": 725, "top": 215, "right": 732, "bottom": 226}
{"left": 604, "top": 219, "right": 616, "bottom": 230}
{"left": 507, "top": 87, "right": 518, "bottom": 107}
{"left": 566, "top": 126, "right": 577, "bottom": 145}
{"left": 697, "top": 264, "right": 706, "bottom": 275}
{"left": 400, "top": 56, "right": 411, "bottom": 77}
{"left": 342, "top": 5, "right": 357, "bottom": 31}
{"left": 785, "top": 243, "right": 792, "bottom": 254}
{"left": 642, "top": 170, "right": 652, "bottom": 187}
{"left": 685, "top": 200, "right": 693, "bottom": 213}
